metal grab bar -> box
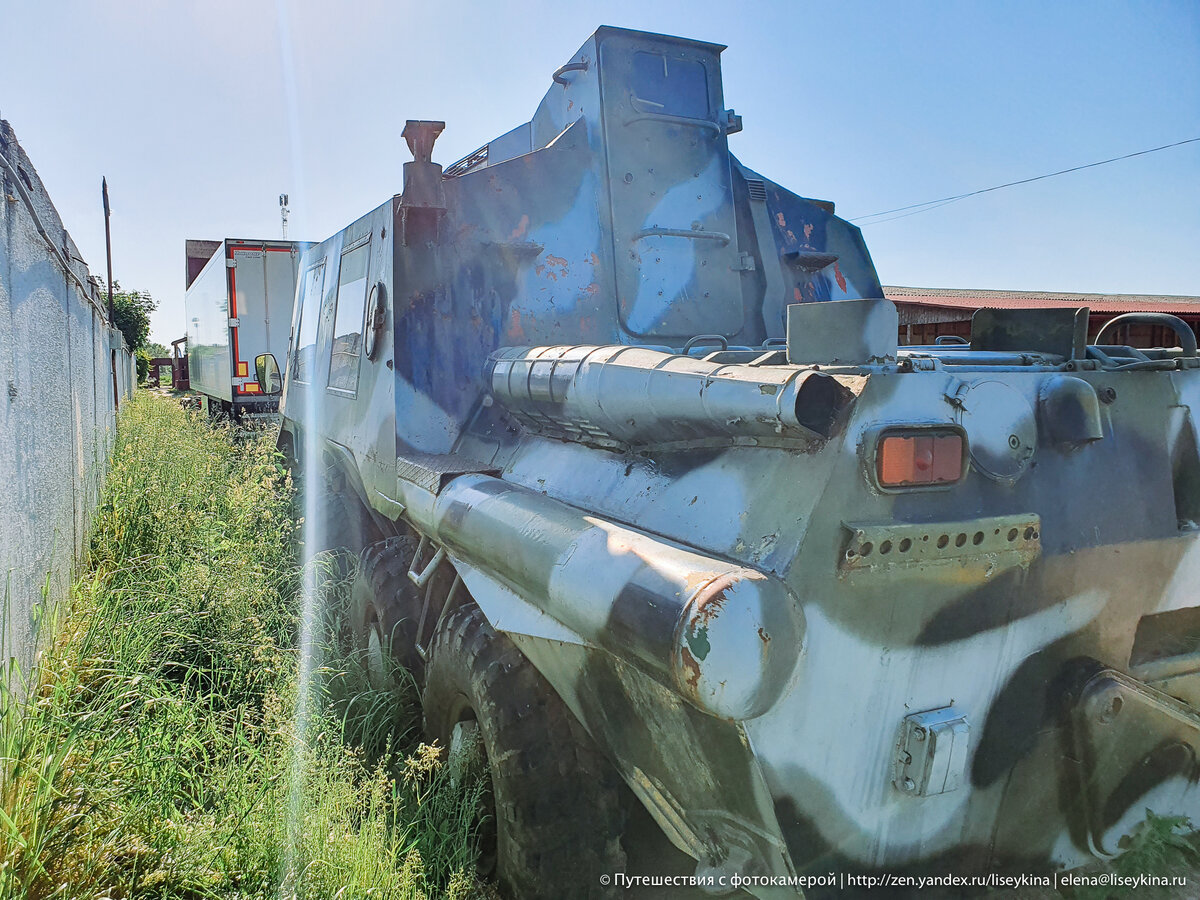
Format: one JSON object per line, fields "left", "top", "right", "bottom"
{"left": 1094, "top": 313, "right": 1198, "bottom": 357}
{"left": 552, "top": 59, "right": 588, "bottom": 85}
{"left": 683, "top": 334, "right": 729, "bottom": 354}
{"left": 624, "top": 112, "right": 722, "bottom": 135}
{"left": 634, "top": 227, "right": 732, "bottom": 244}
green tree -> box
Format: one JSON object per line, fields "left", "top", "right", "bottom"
{"left": 137, "top": 343, "right": 173, "bottom": 385}
{"left": 109, "top": 283, "right": 156, "bottom": 352}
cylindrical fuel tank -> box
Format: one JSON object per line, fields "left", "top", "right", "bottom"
{"left": 488, "top": 344, "right": 861, "bottom": 445}
{"left": 431, "top": 473, "right": 806, "bottom": 720}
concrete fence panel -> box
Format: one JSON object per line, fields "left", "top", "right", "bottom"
{"left": 0, "top": 118, "right": 134, "bottom": 674}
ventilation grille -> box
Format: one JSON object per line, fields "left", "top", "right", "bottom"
{"left": 746, "top": 179, "right": 767, "bottom": 202}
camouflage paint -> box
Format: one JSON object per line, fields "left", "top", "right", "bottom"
{"left": 278, "top": 25, "right": 1200, "bottom": 898}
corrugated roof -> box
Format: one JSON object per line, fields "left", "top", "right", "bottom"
{"left": 883, "top": 286, "right": 1200, "bottom": 314}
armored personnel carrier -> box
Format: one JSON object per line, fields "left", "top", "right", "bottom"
{"left": 269, "top": 25, "right": 1200, "bottom": 898}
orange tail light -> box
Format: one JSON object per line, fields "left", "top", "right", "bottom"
{"left": 876, "top": 429, "right": 965, "bottom": 489}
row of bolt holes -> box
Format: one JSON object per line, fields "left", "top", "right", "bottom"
{"left": 848, "top": 526, "right": 1039, "bottom": 560}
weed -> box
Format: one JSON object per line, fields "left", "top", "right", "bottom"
{"left": 1068, "top": 810, "right": 1199, "bottom": 899}
{"left": 0, "top": 392, "right": 482, "bottom": 899}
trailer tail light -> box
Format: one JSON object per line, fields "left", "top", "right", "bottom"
{"left": 876, "top": 428, "right": 966, "bottom": 489}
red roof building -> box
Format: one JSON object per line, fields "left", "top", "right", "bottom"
{"left": 885, "top": 286, "right": 1200, "bottom": 347}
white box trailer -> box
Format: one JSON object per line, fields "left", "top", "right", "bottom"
{"left": 184, "top": 238, "right": 303, "bottom": 417}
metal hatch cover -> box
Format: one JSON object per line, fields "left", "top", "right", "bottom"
{"left": 952, "top": 380, "right": 1037, "bottom": 481}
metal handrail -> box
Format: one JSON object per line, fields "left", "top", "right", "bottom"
{"left": 683, "top": 334, "right": 729, "bottom": 354}
{"left": 552, "top": 59, "right": 589, "bottom": 85}
{"left": 625, "top": 112, "right": 722, "bottom": 135}
{"left": 1094, "top": 313, "right": 1197, "bottom": 357}
{"left": 634, "top": 227, "right": 731, "bottom": 244}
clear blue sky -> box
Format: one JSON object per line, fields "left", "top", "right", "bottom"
{"left": 2, "top": 0, "right": 1197, "bottom": 345}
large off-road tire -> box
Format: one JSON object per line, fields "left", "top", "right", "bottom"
{"left": 299, "top": 467, "right": 379, "bottom": 564}
{"left": 352, "top": 536, "right": 421, "bottom": 685}
{"left": 423, "top": 603, "right": 626, "bottom": 899}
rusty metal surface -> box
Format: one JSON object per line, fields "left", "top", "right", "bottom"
{"left": 276, "top": 24, "right": 1200, "bottom": 897}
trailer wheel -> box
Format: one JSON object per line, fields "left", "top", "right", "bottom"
{"left": 352, "top": 537, "right": 421, "bottom": 685}
{"left": 423, "top": 603, "right": 625, "bottom": 899}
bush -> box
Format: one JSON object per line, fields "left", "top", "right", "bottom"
{"left": 110, "top": 285, "right": 156, "bottom": 352}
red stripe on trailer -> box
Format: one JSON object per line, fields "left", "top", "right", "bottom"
{"left": 227, "top": 244, "right": 243, "bottom": 394}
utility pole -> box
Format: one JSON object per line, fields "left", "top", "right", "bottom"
{"left": 102, "top": 177, "right": 114, "bottom": 322}
{"left": 279, "top": 193, "right": 290, "bottom": 239}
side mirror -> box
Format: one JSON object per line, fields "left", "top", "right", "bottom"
{"left": 255, "top": 353, "right": 282, "bottom": 395}
{"left": 364, "top": 282, "right": 387, "bottom": 360}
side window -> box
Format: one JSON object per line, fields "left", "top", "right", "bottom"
{"left": 293, "top": 262, "right": 325, "bottom": 384}
{"left": 327, "top": 242, "right": 370, "bottom": 394}
{"left": 630, "top": 52, "right": 708, "bottom": 119}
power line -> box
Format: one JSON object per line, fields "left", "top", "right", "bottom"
{"left": 850, "top": 137, "right": 1200, "bottom": 225}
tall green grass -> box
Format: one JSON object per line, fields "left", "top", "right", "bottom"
{"left": 1, "top": 392, "right": 483, "bottom": 899}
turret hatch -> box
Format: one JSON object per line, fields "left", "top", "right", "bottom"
{"left": 597, "top": 29, "right": 744, "bottom": 340}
